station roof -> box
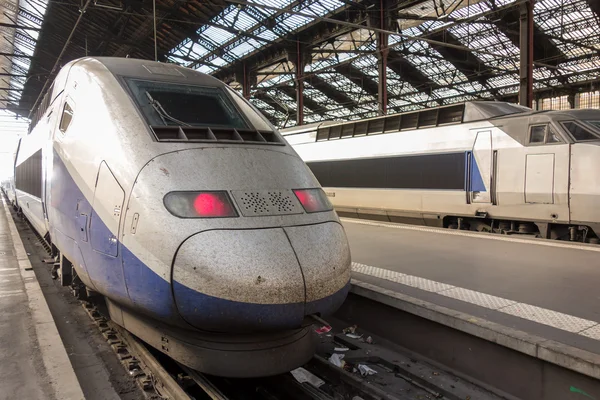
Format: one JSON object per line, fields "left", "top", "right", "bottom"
{"left": 2, "top": 0, "right": 600, "bottom": 128}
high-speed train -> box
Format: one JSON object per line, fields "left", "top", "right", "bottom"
{"left": 282, "top": 102, "right": 600, "bottom": 243}
{"left": 13, "top": 57, "right": 351, "bottom": 377}
{"left": 1, "top": 178, "right": 16, "bottom": 206}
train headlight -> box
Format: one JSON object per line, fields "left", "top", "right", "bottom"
{"left": 293, "top": 188, "right": 333, "bottom": 213}
{"left": 164, "top": 191, "right": 238, "bottom": 218}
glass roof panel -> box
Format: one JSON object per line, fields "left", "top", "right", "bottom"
{"left": 2, "top": 0, "right": 48, "bottom": 110}
{"left": 397, "top": 40, "right": 470, "bottom": 86}
{"left": 201, "top": 25, "right": 236, "bottom": 45}
{"left": 535, "top": 0, "right": 600, "bottom": 58}
{"left": 318, "top": 72, "right": 377, "bottom": 103}
{"left": 228, "top": 39, "right": 262, "bottom": 58}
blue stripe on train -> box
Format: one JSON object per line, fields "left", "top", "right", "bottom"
{"left": 470, "top": 156, "right": 486, "bottom": 192}
{"left": 174, "top": 280, "right": 350, "bottom": 331}
{"left": 465, "top": 151, "right": 486, "bottom": 192}
{"left": 50, "top": 148, "right": 349, "bottom": 329}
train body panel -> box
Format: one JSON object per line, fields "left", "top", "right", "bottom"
{"left": 14, "top": 57, "right": 351, "bottom": 377}
{"left": 570, "top": 143, "right": 600, "bottom": 227}
{"left": 283, "top": 103, "right": 600, "bottom": 242}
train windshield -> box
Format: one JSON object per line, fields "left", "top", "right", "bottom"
{"left": 562, "top": 121, "right": 600, "bottom": 142}
{"left": 126, "top": 79, "right": 249, "bottom": 130}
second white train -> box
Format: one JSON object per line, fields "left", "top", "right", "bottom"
{"left": 282, "top": 101, "right": 600, "bottom": 243}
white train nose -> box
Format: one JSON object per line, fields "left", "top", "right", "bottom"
{"left": 171, "top": 222, "right": 351, "bottom": 332}
{"left": 172, "top": 227, "right": 306, "bottom": 332}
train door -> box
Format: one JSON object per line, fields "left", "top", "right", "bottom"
{"left": 42, "top": 104, "right": 60, "bottom": 232}
{"left": 90, "top": 162, "right": 124, "bottom": 257}
{"left": 469, "top": 130, "right": 493, "bottom": 204}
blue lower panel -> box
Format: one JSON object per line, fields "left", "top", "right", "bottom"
{"left": 122, "top": 247, "right": 178, "bottom": 320}
{"left": 173, "top": 280, "right": 351, "bottom": 332}
{"left": 50, "top": 149, "right": 129, "bottom": 304}
{"left": 306, "top": 282, "right": 350, "bottom": 316}
{"left": 173, "top": 280, "right": 306, "bottom": 332}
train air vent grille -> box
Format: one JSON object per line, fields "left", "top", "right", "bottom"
{"left": 231, "top": 190, "right": 302, "bottom": 217}
{"left": 150, "top": 126, "right": 283, "bottom": 145}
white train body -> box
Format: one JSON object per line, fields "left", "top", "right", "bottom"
{"left": 282, "top": 102, "right": 600, "bottom": 242}
{"left": 13, "top": 57, "right": 351, "bottom": 377}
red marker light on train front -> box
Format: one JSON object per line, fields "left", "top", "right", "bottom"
{"left": 193, "top": 193, "right": 235, "bottom": 217}
{"left": 293, "top": 188, "right": 333, "bottom": 213}
{"left": 164, "top": 191, "right": 237, "bottom": 218}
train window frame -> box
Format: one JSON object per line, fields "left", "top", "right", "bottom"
{"left": 122, "top": 78, "right": 251, "bottom": 133}
{"left": 561, "top": 121, "right": 600, "bottom": 142}
{"left": 528, "top": 125, "right": 547, "bottom": 145}
{"left": 546, "top": 124, "right": 563, "bottom": 144}
{"left": 59, "top": 100, "right": 74, "bottom": 134}
{"left": 528, "top": 124, "right": 564, "bottom": 145}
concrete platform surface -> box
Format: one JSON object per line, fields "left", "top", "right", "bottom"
{"left": 0, "top": 198, "right": 83, "bottom": 400}
{"left": 342, "top": 218, "right": 600, "bottom": 356}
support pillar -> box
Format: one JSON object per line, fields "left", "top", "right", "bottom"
{"left": 374, "top": 0, "right": 390, "bottom": 115}
{"left": 235, "top": 63, "right": 256, "bottom": 100}
{"left": 519, "top": 0, "right": 534, "bottom": 108}
{"left": 568, "top": 93, "right": 576, "bottom": 109}
{"left": 288, "top": 40, "right": 307, "bottom": 126}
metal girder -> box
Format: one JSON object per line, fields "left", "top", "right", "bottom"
{"left": 308, "top": 74, "right": 358, "bottom": 110}
{"left": 0, "top": 52, "right": 33, "bottom": 59}
{"left": 279, "top": 85, "right": 326, "bottom": 115}
{"left": 372, "top": 0, "right": 392, "bottom": 116}
{"left": 494, "top": 6, "right": 564, "bottom": 65}
{"left": 253, "top": 91, "right": 296, "bottom": 119}
{"left": 586, "top": 0, "right": 600, "bottom": 19}
{"left": 194, "top": 0, "right": 358, "bottom": 72}
{"left": 0, "top": 73, "right": 27, "bottom": 77}
{"left": 519, "top": 0, "right": 534, "bottom": 108}
{"left": 426, "top": 31, "right": 500, "bottom": 98}
{"left": 187, "top": 0, "right": 301, "bottom": 70}
{"left": 334, "top": 63, "right": 379, "bottom": 97}
{"left": 387, "top": 49, "right": 441, "bottom": 93}
{"left": 17, "top": 7, "right": 43, "bottom": 26}
{"left": 0, "top": 22, "right": 40, "bottom": 31}
{"left": 94, "top": 6, "right": 132, "bottom": 56}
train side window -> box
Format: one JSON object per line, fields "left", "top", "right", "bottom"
{"left": 59, "top": 102, "right": 74, "bottom": 134}
{"left": 529, "top": 125, "right": 546, "bottom": 144}
{"left": 546, "top": 125, "right": 562, "bottom": 143}
{"left": 562, "top": 121, "right": 600, "bottom": 141}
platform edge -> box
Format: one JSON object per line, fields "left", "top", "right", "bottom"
{"left": 350, "top": 278, "right": 600, "bottom": 380}
{"left": 2, "top": 200, "right": 85, "bottom": 400}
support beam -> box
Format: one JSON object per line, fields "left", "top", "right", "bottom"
{"left": 308, "top": 75, "right": 358, "bottom": 111}
{"left": 253, "top": 92, "right": 296, "bottom": 120}
{"left": 0, "top": 22, "right": 40, "bottom": 31}
{"left": 279, "top": 86, "right": 326, "bottom": 117}
{"left": 235, "top": 63, "right": 256, "bottom": 100}
{"left": 519, "top": 0, "right": 534, "bottom": 108}
{"left": 368, "top": 0, "right": 393, "bottom": 115}
{"left": 426, "top": 31, "right": 500, "bottom": 98}
{"left": 387, "top": 50, "right": 441, "bottom": 94}
{"left": 334, "top": 64, "right": 380, "bottom": 98}
{"left": 0, "top": 73, "right": 27, "bottom": 78}
{"left": 288, "top": 41, "right": 308, "bottom": 126}
{"left": 0, "top": 52, "right": 33, "bottom": 59}
{"left": 587, "top": 0, "right": 600, "bottom": 18}
{"left": 495, "top": 6, "right": 563, "bottom": 66}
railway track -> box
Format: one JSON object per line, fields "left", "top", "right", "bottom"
{"left": 14, "top": 203, "right": 500, "bottom": 400}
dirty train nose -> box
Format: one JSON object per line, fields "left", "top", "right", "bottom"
{"left": 172, "top": 222, "right": 351, "bottom": 332}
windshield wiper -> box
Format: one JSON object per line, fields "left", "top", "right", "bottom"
{"left": 145, "top": 91, "right": 191, "bottom": 127}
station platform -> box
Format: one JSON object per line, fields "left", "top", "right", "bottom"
{"left": 342, "top": 217, "right": 600, "bottom": 356}
{"left": 0, "top": 198, "right": 83, "bottom": 400}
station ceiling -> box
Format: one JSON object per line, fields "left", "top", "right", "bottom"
{"left": 1, "top": 0, "right": 600, "bottom": 127}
